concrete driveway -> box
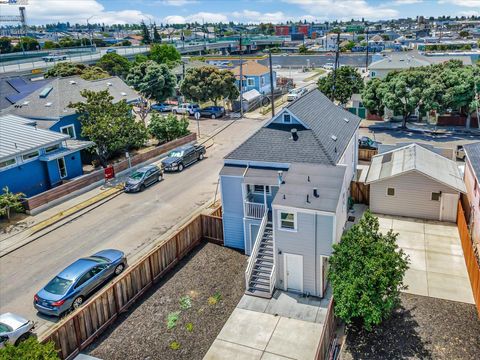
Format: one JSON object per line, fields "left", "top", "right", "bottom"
{"left": 376, "top": 215, "right": 474, "bottom": 304}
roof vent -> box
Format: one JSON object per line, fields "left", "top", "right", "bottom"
{"left": 22, "top": 101, "right": 29, "bottom": 105}
{"left": 290, "top": 128, "right": 298, "bottom": 141}
{"left": 69, "top": 80, "right": 77, "bottom": 85}
{"left": 45, "top": 102, "right": 52, "bottom": 107}
{"left": 106, "top": 82, "right": 112, "bottom": 86}
{"left": 306, "top": 194, "right": 310, "bottom": 204}
{"left": 313, "top": 188, "right": 319, "bottom": 198}
{"left": 331, "top": 135, "right": 337, "bottom": 141}
{"left": 343, "top": 117, "right": 349, "bottom": 123}
{"left": 121, "top": 92, "right": 127, "bottom": 96}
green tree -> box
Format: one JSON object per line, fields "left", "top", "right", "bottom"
{"left": 96, "top": 52, "right": 131, "bottom": 77}
{"left": 118, "top": 39, "right": 132, "bottom": 46}
{"left": 153, "top": 23, "right": 162, "bottom": 43}
{"left": 43, "top": 40, "right": 60, "bottom": 49}
{"left": 92, "top": 38, "right": 107, "bottom": 47}
{"left": 459, "top": 30, "right": 469, "bottom": 38}
{"left": 0, "top": 337, "right": 59, "bottom": 360}
{"left": 0, "top": 37, "right": 13, "bottom": 53}
{"left": 148, "top": 113, "right": 189, "bottom": 143}
{"left": 362, "top": 78, "right": 385, "bottom": 117}
{"left": 79, "top": 66, "right": 110, "bottom": 80}
{"left": 69, "top": 90, "right": 148, "bottom": 166}
{"left": 133, "top": 54, "right": 149, "bottom": 64}
{"left": 149, "top": 43, "right": 181, "bottom": 67}
{"left": 0, "top": 187, "right": 25, "bottom": 221}
{"left": 341, "top": 40, "right": 356, "bottom": 52}
{"left": 329, "top": 211, "right": 409, "bottom": 331}
{"left": 179, "top": 66, "right": 239, "bottom": 106}
{"left": 298, "top": 44, "right": 308, "bottom": 54}
{"left": 13, "top": 37, "right": 39, "bottom": 52}
{"left": 126, "top": 60, "right": 176, "bottom": 103}
{"left": 45, "top": 62, "right": 87, "bottom": 78}
{"left": 140, "top": 21, "right": 151, "bottom": 44}
{"left": 317, "top": 66, "right": 364, "bottom": 105}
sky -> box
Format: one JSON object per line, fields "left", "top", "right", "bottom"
{"left": 0, "top": 0, "right": 479, "bottom": 25}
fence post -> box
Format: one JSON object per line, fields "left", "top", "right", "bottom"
{"left": 73, "top": 315, "right": 83, "bottom": 351}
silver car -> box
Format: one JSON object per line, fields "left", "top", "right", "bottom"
{"left": 0, "top": 313, "right": 34, "bottom": 348}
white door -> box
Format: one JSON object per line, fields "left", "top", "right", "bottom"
{"left": 440, "top": 193, "right": 459, "bottom": 222}
{"left": 284, "top": 253, "right": 303, "bottom": 293}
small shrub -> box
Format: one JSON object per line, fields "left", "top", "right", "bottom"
{"left": 167, "top": 311, "right": 180, "bottom": 329}
{"left": 185, "top": 322, "right": 194, "bottom": 332}
{"left": 169, "top": 341, "right": 181, "bottom": 350}
{"left": 179, "top": 295, "right": 192, "bottom": 310}
{"left": 208, "top": 291, "right": 222, "bottom": 305}
{"left": 0, "top": 337, "right": 59, "bottom": 360}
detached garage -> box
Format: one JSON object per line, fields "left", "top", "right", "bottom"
{"left": 365, "top": 143, "right": 466, "bottom": 222}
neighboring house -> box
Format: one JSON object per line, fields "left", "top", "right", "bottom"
{"left": 232, "top": 60, "right": 276, "bottom": 95}
{"left": 463, "top": 142, "right": 480, "bottom": 255}
{"left": 171, "top": 60, "right": 209, "bottom": 82}
{"left": 0, "top": 114, "right": 93, "bottom": 198}
{"left": 346, "top": 94, "right": 366, "bottom": 119}
{"left": 0, "top": 76, "right": 53, "bottom": 111}
{"left": 3, "top": 76, "right": 139, "bottom": 140}
{"left": 365, "top": 143, "right": 466, "bottom": 222}
{"left": 219, "top": 89, "right": 361, "bottom": 298}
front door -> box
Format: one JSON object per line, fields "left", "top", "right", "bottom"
{"left": 284, "top": 253, "right": 303, "bottom": 293}
{"left": 440, "top": 193, "right": 459, "bottom": 222}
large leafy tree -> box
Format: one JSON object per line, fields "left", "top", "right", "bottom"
{"left": 0, "top": 187, "right": 25, "bottom": 221}
{"left": 45, "top": 63, "right": 109, "bottom": 80}
{"left": 149, "top": 44, "right": 181, "bottom": 67}
{"left": 361, "top": 78, "right": 385, "bottom": 117}
{"left": 0, "top": 337, "right": 59, "bottom": 360}
{"left": 69, "top": 90, "right": 148, "bottom": 166}
{"left": 148, "top": 113, "right": 189, "bottom": 144}
{"left": 317, "top": 66, "right": 364, "bottom": 105}
{"left": 180, "top": 66, "right": 239, "bottom": 105}
{"left": 126, "top": 60, "right": 176, "bottom": 103}
{"left": 97, "top": 52, "right": 132, "bottom": 77}
{"left": 0, "top": 37, "right": 13, "bottom": 53}
{"left": 329, "top": 211, "right": 409, "bottom": 331}
{"left": 13, "top": 37, "right": 39, "bottom": 51}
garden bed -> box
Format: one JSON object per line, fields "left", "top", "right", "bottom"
{"left": 342, "top": 293, "right": 480, "bottom": 360}
{"left": 86, "top": 241, "right": 247, "bottom": 360}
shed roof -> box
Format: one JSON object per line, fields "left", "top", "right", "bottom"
{"left": 464, "top": 142, "right": 480, "bottom": 181}
{"left": 365, "top": 143, "right": 466, "bottom": 193}
{"left": 0, "top": 114, "right": 69, "bottom": 161}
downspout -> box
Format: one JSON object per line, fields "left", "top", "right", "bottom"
{"left": 314, "top": 212, "right": 318, "bottom": 297}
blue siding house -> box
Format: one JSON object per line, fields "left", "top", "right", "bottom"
{"left": 0, "top": 114, "right": 93, "bottom": 198}
{"left": 219, "top": 90, "right": 360, "bottom": 298}
{"left": 5, "top": 76, "right": 139, "bottom": 140}
{"left": 232, "top": 60, "right": 277, "bottom": 95}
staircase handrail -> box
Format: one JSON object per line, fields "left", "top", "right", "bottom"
{"left": 245, "top": 209, "right": 269, "bottom": 290}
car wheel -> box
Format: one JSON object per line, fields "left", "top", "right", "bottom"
{"left": 14, "top": 333, "right": 31, "bottom": 346}
{"left": 72, "top": 296, "right": 84, "bottom": 310}
{"left": 172, "top": 110, "right": 177, "bottom": 114}
{"left": 211, "top": 114, "right": 216, "bottom": 119}
{"left": 140, "top": 184, "right": 146, "bottom": 192}
{"left": 199, "top": 153, "right": 204, "bottom": 160}
{"left": 178, "top": 163, "right": 184, "bottom": 172}
{"left": 114, "top": 263, "right": 125, "bottom": 275}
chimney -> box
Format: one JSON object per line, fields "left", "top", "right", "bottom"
{"left": 313, "top": 188, "right": 319, "bottom": 198}
{"left": 290, "top": 128, "right": 298, "bottom": 141}
{"left": 278, "top": 170, "right": 284, "bottom": 185}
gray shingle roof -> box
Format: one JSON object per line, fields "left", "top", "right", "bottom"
{"left": 226, "top": 89, "right": 361, "bottom": 165}
{"left": 464, "top": 142, "right": 480, "bottom": 181}
{"left": 2, "top": 76, "right": 139, "bottom": 121}
{"left": 0, "top": 114, "right": 69, "bottom": 161}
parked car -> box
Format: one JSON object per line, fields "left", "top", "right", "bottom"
{"left": 124, "top": 164, "right": 164, "bottom": 193}
{"left": 161, "top": 144, "right": 206, "bottom": 172}
{"left": 151, "top": 103, "right": 173, "bottom": 112}
{"left": 287, "top": 88, "right": 308, "bottom": 102}
{"left": 172, "top": 103, "right": 200, "bottom": 116}
{"left": 358, "top": 136, "right": 379, "bottom": 150}
{"left": 323, "top": 62, "right": 335, "bottom": 70}
{"left": 42, "top": 53, "right": 67, "bottom": 62}
{"left": 33, "top": 250, "right": 127, "bottom": 317}
{"left": 199, "top": 106, "right": 225, "bottom": 119}
{"left": 456, "top": 145, "right": 466, "bottom": 161}
{"left": 0, "top": 313, "right": 34, "bottom": 348}
{"left": 106, "top": 48, "right": 117, "bottom": 54}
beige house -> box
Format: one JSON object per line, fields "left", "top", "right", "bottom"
{"left": 365, "top": 144, "right": 466, "bottom": 222}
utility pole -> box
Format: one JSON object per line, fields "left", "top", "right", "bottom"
{"left": 365, "top": 27, "right": 369, "bottom": 71}
{"left": 331, "top": 32, "right": 341, "bottom": 102}
{"left": 268, "top": 50, "right": 275, "bottom": 117}
{"left": 239, "top": 33, "right": 244, "bottom": 118}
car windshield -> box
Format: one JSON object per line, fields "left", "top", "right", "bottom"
{"left": 129, "top": 171, "right": 145, "bottom": 180}
{"left": 44, "top": 276, "right": 73, "bottom": 295}
{"left": 0, "top": 323, "right": 11, "bottom": 333}
{"left": 169, "top": 151, "right": 184, "bottom": 158}
{"left": 89, "top": 256, "right": 110, "bottom": 264}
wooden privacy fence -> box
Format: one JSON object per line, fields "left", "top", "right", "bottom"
{"left": 350, "top": 181, "right": 370, "bottom": 205}
{"left": 358, "top": 148, "right": 378, "bottom": 162}
{"left": 315, "top": 298, "right": 336, "bottom": 360}
{"left": 457, "top": 201, "right": 480, "bottom": 317}
{"left": 40, "top": 205, "right": 223, "bottom": 360}
{"left": 24, "top": 133, "right": 196, "bottom": 211}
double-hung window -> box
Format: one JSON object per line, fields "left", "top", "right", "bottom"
{"left": 247, "top": 78, "right": 255, "bottom": 86}
{"left": 279, "top": 211, "right": 296, "bottom": 230}
{"left": 60, "top": 125, "right": 76, "bottom": 139}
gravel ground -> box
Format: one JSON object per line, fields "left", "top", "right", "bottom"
{"left": 87, "top": 242, "right": 247, "bottom": 360}
{"left": 343, "top": 293, "right": 480, "bottom": 360}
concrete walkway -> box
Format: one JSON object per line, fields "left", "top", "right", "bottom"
{"left": 376, "top": 214, "right": 474, "bottom": 304}
{"left": 204, "top": 290, "right": 331, "bottom": 360}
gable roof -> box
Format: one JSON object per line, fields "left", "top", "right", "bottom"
{"left": 3, "top": 76, "right": 139, "bottom": 121}
{"left": 226, "top": 89, "right": 361, "bottom": 166}
{"left": 232, "top": 61, "right": 269, "bottom": 76}
{"left": 464, "top": 142, "right": 480, "bottom": 181}
{"left": 365, "top": 143, "right": 466, "bottom": 193}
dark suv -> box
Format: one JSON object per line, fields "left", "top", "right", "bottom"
{"left": 162, "top": 144, "right": 206, "bottom": 172}
{"left": 124, "top": 164, "right": 164, "bottom": 192}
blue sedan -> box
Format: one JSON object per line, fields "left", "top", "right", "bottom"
{"left": 33, "top": 250, "right": 127, "bottom": 317}
{"left": 151, "top": 103, "right": 172, "bottom": 112}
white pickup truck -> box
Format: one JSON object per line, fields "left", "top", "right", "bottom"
{"left": 42, "top": 53, "right": 67, "bottom": 62}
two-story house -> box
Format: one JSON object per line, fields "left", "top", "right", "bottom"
{"left": 232, "top": 60, "right": 276, "bottom": 95}
{"left": 219, "top": 89, "right": 360, "bottom": 298}
{"left": 0, "top": 114, "right": 93, "bottom": 197}
{"left": 463, "top": 142, "right": 480, "bottom": 257}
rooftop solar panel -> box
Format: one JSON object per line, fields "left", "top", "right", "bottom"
{"left": 5, "top": 93, "right": 26, "bottom": 104}
{"left": 6, "top": 78, "right": 27, "bottom": 92}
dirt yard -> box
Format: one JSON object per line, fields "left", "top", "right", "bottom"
{"left": 87, "top": 241, "right": 246, "bottom": 360}
{"left": 343, "top": 293, "right": 480, "bottom": 360}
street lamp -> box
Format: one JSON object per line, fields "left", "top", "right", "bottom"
{"left": 86, "top": 16, "right": 94, "bottom": 47}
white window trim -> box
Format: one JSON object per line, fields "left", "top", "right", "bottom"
{"left": 57, "top": 157, "right": 68, "bottom": 179}
{"left": 21, "top": 150, "right": 40, "bottom": 163}
{"left": 251, "top": 184, "right": 271, "bottom": 195}
{"left": 278, "top": 210, "right": 297, "bottom": 232}
{"left": 247, "top": 78, "right": 255, "bottom": 86}
{"left": 0, "top": 157, "right": 17, "bottom": 172}
{"left": 45, "top": 144, "right": 60, "bottom": 154}
{"left": 386, "top": 187, "right": 395, "bottom": 197}
{"left": 60, "top": 124, "right": 76, "bottom": 139}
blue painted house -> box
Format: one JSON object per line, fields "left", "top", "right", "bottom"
{"left": 5, "top": 76, "right": 139, "bottom": 141}
{"left": 0, "top": 114, "right": 93, "bottom": 198}
{"left": 232, "top": 60, "right": 276, "bottom": 95}
{"left": 219, "top": 90, "right": 360, "bottom": 298}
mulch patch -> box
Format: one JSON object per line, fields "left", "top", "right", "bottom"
{"left": 86, "top": 241, "right": 247, "bottom": 360}
{"left": 343, "top": 293, "right": 480, "bottom": 360}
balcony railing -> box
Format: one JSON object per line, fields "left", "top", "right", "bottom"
{"left": 244, "top": 201, "right": 265, "bottom": 219}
